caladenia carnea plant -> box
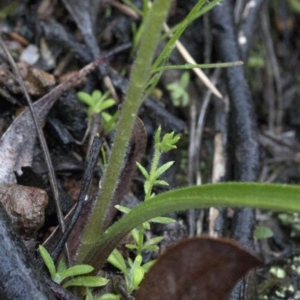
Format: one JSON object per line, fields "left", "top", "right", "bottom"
{"left": 74, "top": 0, "right": 300, "bottom": 280}
{"left": 76, "top": 0, "right": 222, "bottom": 267}
{"left": 76, "top": 0, "right": 176, "bottom": 264}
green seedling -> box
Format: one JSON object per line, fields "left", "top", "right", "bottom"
{"left": 77, "top": 90, "right": 115, "bottom": 118}
{"left": 106, "top": 127, "right": 179, "bottom": 293}
{"left": 107, "top": 249, "right": 149, "bottom": 294}
{"left": 139, "top": 126, "right": 180, "bottom": 200}
{"left": 167, "top": 71, "right": 190, "bottom": 107}
{"left": 77, "top": 90, "right": 118, "bottom": 134}
{"left": 38, "top": 245, "right": 108, "bottom": 289}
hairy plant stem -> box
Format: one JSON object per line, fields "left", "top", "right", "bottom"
{"left": 145, "top": 147, "right": 160, "bottom": 200}
{"left": 136, "top": 144, "right": 162, "bottom": 255}
{"left": 77, "top": 0, "right": 173, "bottom": 263}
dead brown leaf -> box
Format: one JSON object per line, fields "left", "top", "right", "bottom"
{"left": 135, "top": 237, "right": 261, "bottom": 300}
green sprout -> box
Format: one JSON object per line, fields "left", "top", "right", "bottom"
{"left": 39, "top": 245, "right": 108, "bottom": 289}
{"left": 107, "top": 249, "right": 149, "bottom": 294}
{"left": 77, "top": 90, "right": 115, "bottom": 117}
{"left": 77, "top": 90, "right": 118, "bottom": 133}
{"left": 107, "top": 127, "right": 180, "bottom": 294}
{"left": 166, "top": 71, "right": 190, "bottom": 107}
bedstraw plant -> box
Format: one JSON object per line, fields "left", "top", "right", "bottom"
{"left": 107, "top": 127, "right": 179, "bottom": 294}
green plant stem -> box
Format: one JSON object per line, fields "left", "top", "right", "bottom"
{"left": 151, "top": 61, "right": 243, "bottom": 72}
{"left": 137, "top": 146, "right": 161, "bottom": 255}
{"left": 76, "top": 0, "right": 173, "bottom": 263}
{"left": 160, "top": 0, "right": 221, "bottom": 40}
{"left": 145, "top": 147, "right": 160, "bottom": 200}
{"left": 152, "top": 0, "right": 207, "bottom": 70}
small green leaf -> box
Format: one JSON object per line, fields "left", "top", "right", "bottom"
{"left": 107, "top": 249, "right": 127, "bottom": 273}
{"left": 130, "top": 254, "right": 143, "bottom": 290}
{"left": 150, "top": 216, "right": 176, "bottom": 224}
{"left": 153, "top": 180, "right": 169, "bottom": 186}
{"left": 53, "top": 273, "right": 63, "bottom": 284}
{"left": 132, "top": 254, "right": 142, "bottom": 268}
{"left": 101, "top": 111, "right": 112, "bottom": 122}
{"left": 166, "top": 82, "right": 177, "bottom": 91}
{"left": 154, "top": 126, "right": 162, "bottom": 146}
{"left": 142, "top": 221, "right": 150, "bottom": 230}
{"left": 39, "top": 245, "right": 56, "bottom": 278}
{"left": 131, "top": 228, "right": 140, "bottom": 244}
{"left": 136, "top": 162, "right": 149, "bottom": 179}
{"left": 57, "top": 258, "right": 67, "bottom": 274}
{"left": 115, "top": 205, "right": 131, "bottom": 214}
{"left": 153, "top": 161, "right": 174, "bottom": 179}
{"left": 142, "top": 260, "right": 156, "bottom": 272}
{"left": 157, "top": 132, "right": 180, "bottom": 152}
{"left": 182, "top": 93, "right": 189, "bottom": 107}
{"left": 144, "top": 236, "right": 164, "bottom": 246}
{"left": 77, "top": 92, "right": 94, "bottom": 106}
{"left": 128, "top": 257, "right": 133, "bottom": 267}
{"left": 270, "top": 266, "right": 286, "bottom": 279}
{"left": 103, "top": 110, "right": 119, "bottom": 133}
{"left": 63, "top": 276, "right": 109, "bottom": 288}
{"left": 98, "top": 99, "right": 116, "bottom": 111}
{"left": 144, "top": 181, "right": 151, "bottom": 194}
{"left": 180, "top": 71, "right": 190, "bottom": 88}
{"left": 173, "top": 89, "right": 183, "bottom": 98}
{"left": 97, "top": 293, "right": 121, "bottom": 300}
{"left": 277, "top": 213, "right": 294, "bottom": 226}
{"left": 125, "top": 244, "right": 138, "bottom": 250}
{"left": 142, "top": 245, "right": 159, "bottom": 252}
{"left": 85, "top": 288, "right": 93, "bottom": 300}
{"left": 132, "top": 266, "right": 144, "bottom": 290}
{"left": 92, "top": 90, "right": 102, "bottom": 101}
{"left": 59, "top": 265, "right": 94, "bottom": 281}
{"left": 254, "top": 226, "right": 273, "bottom": 240}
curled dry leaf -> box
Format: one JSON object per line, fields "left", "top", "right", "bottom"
{"left": 135, "top": 237, "right": 261, "bottom": 300}
{"left": 0, "top": 184, "right": 48, "bottom": 238}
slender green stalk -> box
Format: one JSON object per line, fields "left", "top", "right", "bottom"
{"left": 145, "top": 147, "right": 160, "bottom": 201}
{"left": 160, "top": 0, "right": 221, "bottom": 40}
{"left": 77, "top": 0, "right": 173, "bottom": 262}
{"left": 152, "top": 0, "right": 207, "bottom": 70}
{"left": 151, "top": 61, "right": 243, "bottom": 72}
{"left": 136, "top": 142, "right": 161, "bottom": 255}
{"left": 78, "top": 182, "right": 300, "bottom": 271}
